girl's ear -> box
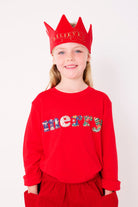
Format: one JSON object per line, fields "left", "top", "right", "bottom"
{"left": 87, "top": 53, "right": 91, "bottom": 62}
{"left": 52, "top": 54, "right": 55, "bottom": 64}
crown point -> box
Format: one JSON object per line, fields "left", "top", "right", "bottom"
{"left": 61, "top": 14, "right": 66, "bottom": 18}
{"left": 56, "top": 14, "right": 72, "bottom": 32}
{"left": 75, "top": 16, "right": 87, "bottom": 34}
{"left": 44, "top": 21, "right": 54, "bottom": 36}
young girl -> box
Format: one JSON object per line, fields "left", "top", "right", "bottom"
{"left": 23, "top": 14, "right": 121, "bottom": 207}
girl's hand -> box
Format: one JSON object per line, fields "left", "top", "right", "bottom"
{"left": 104, "top": 189, "right": 114, "bottom": 195}
{"left": 28, "top": 184, "right": 38, "bottom": 194}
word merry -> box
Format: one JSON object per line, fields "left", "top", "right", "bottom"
{"left": 42, "top": 115, "right": 103, "bottom": 133}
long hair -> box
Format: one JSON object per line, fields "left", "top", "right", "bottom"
{"left": 45, "top": 22, "right": 93, "bottom": 90}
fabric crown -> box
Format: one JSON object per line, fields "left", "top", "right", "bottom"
{"left": 44, "top": 14, "right": 93, "bottom": 54}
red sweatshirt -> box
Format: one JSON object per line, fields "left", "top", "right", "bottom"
{"left": 23, "top": 86, "right": 121, "bottom": 191}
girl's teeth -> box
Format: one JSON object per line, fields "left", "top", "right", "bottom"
{"left": 66, "top": 65, "right": 77, "bottom": 68}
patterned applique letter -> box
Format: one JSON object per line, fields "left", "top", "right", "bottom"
{"left": 60, "top": 115, "right": 71, "bottom": 127}
{"left": 83, "top": 115, "right": 93, "bottom": 126}
{"left": 92, "top": 117, "right": 103, "bottom": 132}
{"left": 72, "top": 115, "right": 82, "bottom": 127}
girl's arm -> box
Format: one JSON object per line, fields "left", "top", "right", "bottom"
{"left": 28, "top": 184, "right": 38, "bottom": 194}
{"left": 23, "top": 100, "right": 43, "bottom": 187}
{"left": 101, "top": 95, "right": 121, "bottom": 192}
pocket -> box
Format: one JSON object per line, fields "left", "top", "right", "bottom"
{"left": 24, "top": 190, "right": 39, "bottom": 207}
{"left": 93, "top": 174, "right": 104, "bottom": 197}
{"left": 102, "top": 191, "right": 118, "bottom": 207}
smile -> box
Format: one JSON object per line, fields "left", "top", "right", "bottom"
{"left": 65, "top": 65, "right": 78, "bottom": 69}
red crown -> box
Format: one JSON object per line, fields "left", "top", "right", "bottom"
{"left": 44, "top": 14, "right": 93, "bottom": 54}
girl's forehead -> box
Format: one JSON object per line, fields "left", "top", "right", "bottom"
{"left": 53, "top": 42, "right": 87, "bottom": 50}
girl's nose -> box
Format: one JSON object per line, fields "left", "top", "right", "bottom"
{"left": 67, "top": 52, "right": 74, "bottom": 61}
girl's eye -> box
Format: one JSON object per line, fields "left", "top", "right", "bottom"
{"left": 75, "top": 50, "right": 82, "bottom": 53}
{"left": 58, "top": 51, "right": 64, "bottom": 55}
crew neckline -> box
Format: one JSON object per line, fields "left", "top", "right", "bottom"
{"left": 52, "top": 85, "right": 91, "bottom": 95}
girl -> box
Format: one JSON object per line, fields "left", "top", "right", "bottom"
{"left": 23, "top": 14, "right": 121, "bottom": 207}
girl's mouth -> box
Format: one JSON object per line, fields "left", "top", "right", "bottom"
{"left": 64, "top": 65, "right": 78, "bottom": 69}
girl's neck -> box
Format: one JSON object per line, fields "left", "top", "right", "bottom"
{"left": 55, "top": 81, "right": 88, "bottom": 93}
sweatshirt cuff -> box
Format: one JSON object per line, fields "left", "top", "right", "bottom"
{"left": 23, "top": 170, "right": 43, "bottom": 186}
{"left": 101, "top": 178, "right": 121, "bottom": 191}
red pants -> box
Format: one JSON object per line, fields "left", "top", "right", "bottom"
{"left": 24, "top": 172, "right": 118, "bottom": 207}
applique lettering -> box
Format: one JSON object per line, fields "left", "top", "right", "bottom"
{"left": 42, "top": 114, "right": 103, "bottom": 133}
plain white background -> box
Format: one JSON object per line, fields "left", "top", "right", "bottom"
{"left": 0, "top": 0, "right": 137, "bottom": 206}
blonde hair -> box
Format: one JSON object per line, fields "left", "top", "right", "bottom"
{"left": 45, "top": 22, "right": 93, "bottom": 90}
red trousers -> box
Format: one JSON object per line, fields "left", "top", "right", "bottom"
{"left": 24, "top": 172, "right": 118, "bottom": 207}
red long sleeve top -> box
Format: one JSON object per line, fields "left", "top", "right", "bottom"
{"left": 23, "top": 86, "right": 121, "bottom": 191}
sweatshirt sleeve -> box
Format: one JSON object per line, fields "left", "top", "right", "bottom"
{"left": 23, "top": 100, "right": 43, "bottom": 186}
{"left": 101, "top": 95, "right": 121, "bottom": 191}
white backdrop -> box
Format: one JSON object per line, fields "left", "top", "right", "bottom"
{"left": 0, "top": 0, "right": 137, "bottom": 206}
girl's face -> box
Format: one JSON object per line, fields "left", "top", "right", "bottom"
{"left": 52, "top": 42, "right": 91, "bottom": 80}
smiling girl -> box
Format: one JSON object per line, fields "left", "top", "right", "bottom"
{"left": 23, "top": 14, "right": 121, "bottom": 207}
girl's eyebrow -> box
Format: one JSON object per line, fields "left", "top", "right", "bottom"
{"left": 55, "top": 48, "right": 65, "bottom": 51}
{"left": 74, "top": 46, "right": 84, "bottom": 49}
